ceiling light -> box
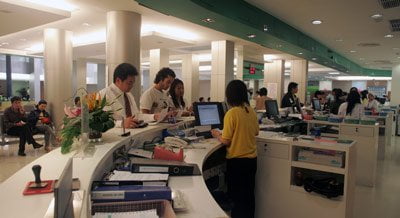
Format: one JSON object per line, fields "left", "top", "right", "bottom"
{"left": 298, "top": 52, "right": 303, "bottom": 55}
{"left": 169, "top": 60, "right": 182, "bottom": 64}
{"left": 141, "top": 24, "right": 198, "bottom": 41}
{"left": 350, "top": 50, "right": 356, "bottom": 53}
{"left": 263, "top": 25, "right": 269, "bottom": 31}
{"left": 329, "top": 72, "right": 340, "bottom": 75}
{"left": 285, "top": 62, "right": 292, "bottom": 68}
{"left": 199, "top": 65, "right": 211, "bottom": 71}
{"left": 25, "top": 44, "right": 44, "bottom": 52}
{"left": 24, "top": 0, "right": 77, "bottom": 12}
{"left": 284, "top": 73, "right": 290, "bottom": 76}
{"left": 384, "top": 34, "right": 394, "bottom": 38}
{"left": 335, "top": 38, "right": 343, "bottom": 42}
{"left": 312, "top": 58, "right": 317, "bottom": 61}
{"left": 311, "top": 20, "right": 322, "bottom": 25}
{"left": 201, "top": 18, "right": 215, "bottom": 23}
{"left": 1, "top": 42, "right": 9, "bottom": 45}
{"left": 82, "top": 23, "right": 91, "bottom": 27}
{"left": 333, "top": 76, "right": 391, "bottom": 81}
{"left": 247, "top": 34, "right": 256, "bottom": 38}
{"left": 371, "top": 14, "right": 383, "bottom": 20}
{"left": 264, "top": 54, "right": 278, "bottom": 62}
{"left": 198, "top": 54, "right": 212, "bottom": 62}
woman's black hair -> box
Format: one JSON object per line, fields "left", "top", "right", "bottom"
{"left": 361, "top": 90, "right": 368, "bottom": 100}
{"left": 168, "top": 78, "right": 185, "bottom": 108}
{"left": 288, "top": 82, "right": 298, "bottom": 94}
{"left": 226, "top": 80, "right": 249, "bottom": 112}
{"left": 332, "top": 88, "right": 343, "bottom": 103}
{"left": 346, "top": 91, "right": 361, "bottom": 115}
{"left": 350, "top": 87, "right": 358, "bottom": 92}
{"left": 259, "top": 88, "right": 268, "bottom": 96}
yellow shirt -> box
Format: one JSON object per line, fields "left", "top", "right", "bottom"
{"left": 222, "top": 106, "right": 259, "bottom": 159}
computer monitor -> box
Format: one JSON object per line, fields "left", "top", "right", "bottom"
{"left": 265, "top": 100, "right": 279, "bottom": 118}
{"left": 54, "top": 158, "right": 73, "bottom": 218}
{"left": 193, "top": 102, "right": 224, "bottom": 129}
{"left": 312, "top": 99, "right": 321, "bottom": 111}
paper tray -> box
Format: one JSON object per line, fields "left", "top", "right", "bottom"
{"left": 91, "top": 199, "right": 176, "bottom": 218}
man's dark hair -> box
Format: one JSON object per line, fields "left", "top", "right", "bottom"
{"left": 226, "top": 80, "right": 249, "bottom": 108}
{"left": 113, "top": 63, "right": 139, "bottom": 83}
{"left": 154, "top": 67, "right": 176, "bottom": 84}
{"left": 38, "top": 100, "right": 47, "bottom": 105}
{"left": 259, "top": 88, "right": 268, "bottom": 96}
{"left": 288, "top": 82, "right": 298, "bottom": 93}
{"left": 11, "top": 96, "right": 21, "bottom": 103}
{"left": 314, "top": 90, "right": 324, "bottom": 98}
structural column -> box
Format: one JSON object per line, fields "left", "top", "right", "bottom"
{"left": 181, "top": 54, "right": 199, "bottom": 104}
{"left": 290, "top": 60, "right": 308, "bottom": 104}
{"left": 106, "top": 11, "right": 141, "bottom": 105}
{"left": 391, "top": 64, "right": 400, "bottom": 105}
{"left": 235, "top": 45, "right": 244, "bottom": 80}
{"left": 149, "top": 48, "right": 169, "bottom": 87}
{"left": 44, "top": 28, "right": 73, "bottom": 130}
{"left": 264, "top": 60, "right": 285, "bottom": 106}
{"left": 210, "top": 40, "right": 234, "bottom": 102}
{"left": 76, "top": 58, "right": 87, "bottom": 92}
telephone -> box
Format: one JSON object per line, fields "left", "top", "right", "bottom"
{"left": 164, "top": 137, "right": 188, "bottom": 148}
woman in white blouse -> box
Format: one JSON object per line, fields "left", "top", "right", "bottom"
{"left": 338, "top": 91, "right": 364, "bottom": 119}
{"left": 168, "top": 78, "right": 193, "bottom": 116}
{"left": 366, "top": 93, "right": 380, "bottom": 111}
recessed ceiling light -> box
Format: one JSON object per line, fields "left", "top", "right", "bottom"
{"left": 298, "top": 52, "right": 303, "bottom": 55}
{"left": 247, "top": 34, "right": 256, "bottom": 38}
{"left": 350, "top": 50, "right": 356, "bottom": 53}
{"left": 263, "top": 25, "right": 269, "bottom": 31}
{"left": 312, "top": 57, "right": 317, "bottom": 60}
{"left": 311, "top": 20, "right": 322, "bottom": 25}
{"left": 329, "top": 72, "right": 340, "bottom": 75}
{"left": 335, "top": 38, "right": 343, "bottom": 42}
{"left": 201, "top": 18, "right": 215, "bottom": 23}
{"left": 384, "top": 34, "right": 394, "bottom": 38}
{"left": 371, "top": 14, "right": 383, "bottom": 19}
{"left": 82, "top": 22, "right": 91, "bottom": 27}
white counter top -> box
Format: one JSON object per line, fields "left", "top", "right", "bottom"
{"left": 0, "top": 119, "right": 227, "bottom": 218}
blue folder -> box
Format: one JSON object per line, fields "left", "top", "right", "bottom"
{"left": 91, "top": 185, "right": 171, "bottom": 202}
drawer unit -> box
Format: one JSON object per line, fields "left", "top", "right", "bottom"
{"left": 340, "top": 126, "right": 374, "bottom": 137}
{"left": 257, "top": 142, "right": 289, "bottom": 160}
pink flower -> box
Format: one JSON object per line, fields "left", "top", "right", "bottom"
{"left": 64, "top": 105, "right": 81, "bottom": 118}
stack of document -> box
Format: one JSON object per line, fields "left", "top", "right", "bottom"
{"left": 93, "top": 209, "right": 158, "bottom": 218}
{"left": 108, "top": 171, "right": 169, "bottom": 186}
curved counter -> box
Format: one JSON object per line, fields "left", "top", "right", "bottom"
{"left": 0, "top": 121, "right": 228, "bottom": 218}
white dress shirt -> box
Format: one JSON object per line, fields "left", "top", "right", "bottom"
{"left": 338, "top": 102, "right": 364, "bottom": 119}
{"left": 99, "top": 83, "right": 154, "bottom": 127}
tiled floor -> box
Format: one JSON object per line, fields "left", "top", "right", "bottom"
{"left": 1, "top": 136, "right": 400, "bottom": 217}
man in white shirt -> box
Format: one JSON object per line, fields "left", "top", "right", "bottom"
{"left": 140, "top": 67, "right": 176, "bottom": 114}
{"left": 100, "top": 63, "right": 157, "bottom": 128}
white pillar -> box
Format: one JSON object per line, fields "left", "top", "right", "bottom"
{"left": 44, "top": 28, "right": 73, "bottom": 130}
{"left": 106, "top": 11, "right": 141, "bottom": 105}
{"left": 210, "top": 40, "right": 234, "bottom": 102}
{"left": 76, "top": 58, "right": 87, "bottom": 91}
{"left": 181, "top": 54, "right": 199, "bottom": 105}
{"left": 264, "top": 60, "right": 285, "bottom": 106}
{"left": 391, "top": 64, "right": 400, "bottom": 106}
{"left": 235, "top": 45, "right": 244, "bottom": 80}
{"left": 290, "top": 60, "right": 308, "bottom": 103}
{"left": 149, "top": 48, "right": 169, "bottom": 87}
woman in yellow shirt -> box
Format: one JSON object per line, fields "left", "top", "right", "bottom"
{"left": 211, "top": 80, "right": 259, "bottom": 218}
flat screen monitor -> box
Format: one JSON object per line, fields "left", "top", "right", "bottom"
{"left": 54, "top": 158, "right": 73, "bottom": 218}
{"left": 193, "top": 102, "right": 224, "bottom": 129}
{"left": 312, "top": 99, "right": 321, "bottom": 111}
{"left": 265, "top": 100, "right": 279, "bottom": 117}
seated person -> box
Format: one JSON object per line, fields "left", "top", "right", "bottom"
{"left": 100, "top": 63, "right": 164, "bottom": 129}
{"left": 27, "top": 100, "right": 58, "bottom": 152}
{"left": 338, "top": 91, "right": 364, "bottom": 119}
{"left": 281, "top": 82, "right": 302, "bottom": 113}
{"left": 140, "top": 67, "right": 176, "bottom": 114}
{"left": 366, "top": 93, "right": 380, "bottom": 111}
{"left": 255, "top": 88, "right": 272, "bottom": 110}
{"left": 3, "top": 96, "right": 43, "bottom": 156}
{"left": 167, "top": 78, "right": 193, "bottom": 116}
{"left": 313, "top": 90, "right": 327, "bottom": 110}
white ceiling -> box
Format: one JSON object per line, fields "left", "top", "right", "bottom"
{"left": 0, "top": 0, "right": 336, "bottom": 77}
{"left": 246, "top": 0, "right": 400, "bottom": 70}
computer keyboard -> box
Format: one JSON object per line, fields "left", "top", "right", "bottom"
{"left": 273, "top": 117, "right": 287, "bottom": 124}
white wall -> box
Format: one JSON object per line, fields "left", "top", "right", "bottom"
{"left": 332, "top": 81, "right": 352, "bottom": 92}
{"left": 199, "top": 80, "right": 210, "bottom": 102}
{"left": 351, "top": 81, "right": 367, "bottom": 91}
{"left": 319, "top": 81, "right": 332, "bottom": 91}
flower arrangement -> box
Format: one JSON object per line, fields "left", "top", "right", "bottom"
{"left": 61, "top": 93, "right": 116, "bottom": 154}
